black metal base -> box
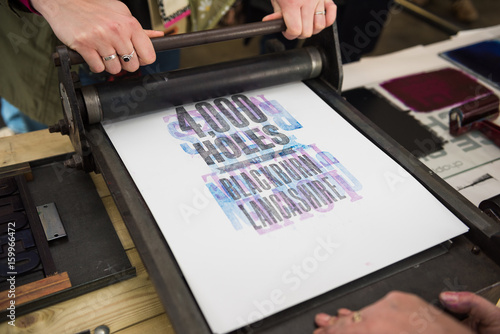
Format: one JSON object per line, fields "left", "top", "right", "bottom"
{"left": 0, "top": 156, "right": 135, "bottom": 320}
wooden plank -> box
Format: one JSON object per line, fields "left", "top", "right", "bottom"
{"left": 115, "top": 314, "right": 175, "bottom": 334}
{"left": 91, "top": 172, "right": 135, "bottom": 250}
{"left": 0, "top": 130, "right": 73, "bottom": 168}
{"left": 101, "top": 196, "right": 135, "bottom": 251}
{"left": 0, "top": 249, "right": 167, "bottom": 334}
{"left": 90, "top": 172, "right": 111, "bottom": 198}
{"left": 0, "top": 162, "right": 31, "bottom": 179}
{"left": 0, "top": 272, "right": 72, "bottom": 310}
{"left": 476, "top": 281, "right": 500, "bottom": 306}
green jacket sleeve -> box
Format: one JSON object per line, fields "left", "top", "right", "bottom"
{"left": 0, "top": 0, "right": 62, "bottom": 126}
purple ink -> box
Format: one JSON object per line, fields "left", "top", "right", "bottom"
{"left": 380, "top": 68, "right": 492, "bottom": 112}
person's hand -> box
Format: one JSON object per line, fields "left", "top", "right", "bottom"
{"left": 313, "top": 291, "right": 474, "bottom": 334}
{"left": 31, "top": 0, "right": 164, "bottom": 74}
{"left": 440, "top": 291, "right": 500, "bottom": 334}
{"left": 262, "top": 0, "right": 337, "bottom": 40}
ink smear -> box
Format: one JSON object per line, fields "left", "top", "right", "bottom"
{"left": 380, "top": 68, "right": 492, "bottom": 112}
{"left": 440, "top": 40, "right": 500, "bottom": 90}
{"left": 342, "top": 87, "right": 444, "bottom": 158}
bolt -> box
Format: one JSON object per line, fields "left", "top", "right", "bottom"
{"left": 49, "top": 119, "right": 69, "bottom": 135}
{"left": 64, "top": 154, "right": 84, "bottom": 170}
{"left": 94, "top": 325, "right": 110, "bottom": 334}
{"left": 471, "top": 246, "right": 481, "bottom": 255}
{"left": 64, "top": 157, "right": 76, "bottom": 169}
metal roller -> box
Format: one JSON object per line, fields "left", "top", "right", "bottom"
{"left": 50, "top": 20, "right": 341, "bottom": 171}
{"left": 53, "top": 20, "right": 287, "bottom": 66}
{"left": 82, "top": 46, "right": 323, "bottom": 124}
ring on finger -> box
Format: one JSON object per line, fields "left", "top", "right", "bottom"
{"left": 315, "top": 10, "right": 326, "bottom": 15}
{"left": 121, "top": 50, "right": 135, "bottom": 62}
{"left": 103, "top": 54, "right": 117, "bottom": 61}
{"left": 352, "top": 311, "right": 362, "bottom": 323}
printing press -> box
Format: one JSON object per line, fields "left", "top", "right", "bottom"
{"left": 6, "top": 20, "right": 500, "bottom": 333}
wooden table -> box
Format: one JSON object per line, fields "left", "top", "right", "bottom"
{"left": 0, "top": 130, "right": 174, "bottom": 334}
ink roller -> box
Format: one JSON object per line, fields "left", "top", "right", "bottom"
{"left": 449, "top": 92, "right": 500, "bottom": 147}
{"left": 50, "top": 19, "right": 341, "bottom": 171}
{"left": 51, "top": 19, "right": 334, "bottom": 127}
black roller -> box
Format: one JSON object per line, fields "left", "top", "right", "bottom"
{"left": 82, "top": 47, "right": 322, "bottom": 123}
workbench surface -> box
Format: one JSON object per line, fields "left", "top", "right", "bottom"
{"left": 0, "top": 130, "right": 173, "bottom": 334}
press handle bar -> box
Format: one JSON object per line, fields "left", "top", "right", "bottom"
{"left": 53, "top": 19, "right": 286, "bottom": 66}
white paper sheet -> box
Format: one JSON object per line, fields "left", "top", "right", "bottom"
{"left": 103, "top": 82, "right": 468, "bottom": 334}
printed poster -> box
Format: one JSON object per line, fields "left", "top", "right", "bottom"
{"left": 103, "top": 81, "right": 468, "bottom": 334}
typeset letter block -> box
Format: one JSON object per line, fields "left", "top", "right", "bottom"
{"left": 0, "top": 176, "right": 71, "bottom": 310}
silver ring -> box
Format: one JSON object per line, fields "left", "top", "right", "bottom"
{"left": 315, "top": 10, "right": 326, "bottom": 15}
{"left": 121, "top": 50, "right": 135, "bottom": 62}
{"left": 103, "top": 54, "right": 117, "bottom": 61}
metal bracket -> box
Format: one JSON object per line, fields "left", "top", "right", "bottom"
{"left": 304, "top": 22, "right": 343, "bottom": 92}
{"left": 37, "top": 202, "right": 67, "bottom": 241}
{"left": 50, "top": 46, "right": 95, "bottom": 172}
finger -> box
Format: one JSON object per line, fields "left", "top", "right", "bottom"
{"left": 324, "top": 0, "right": 337, "bottom": 27}
{"left": 262, "top": 12, "right": 283, "bottom": 22}
{"left": 282, "top": 8, "right": 303, "bottom": 40}
{"left": 109, "top": 19, "right": 142, "bottom": 72}
{"left": 300, "top": 3, "right": 315, "bottom": 38}
{"left": 337, "top": 308, "right": 353, "bottom": 316}
{"left": 144, "top": 29, "right": 165, "bottom": 38}
{"left": 313, "top": 3, "right": 326, "bottom": 35}
{"left": 440, "top": 291, "right": 500, "bottom": 326}
{"left": 95, "top": 41, "right": 122, "bottom": 74}
{"left": 131, "top": 29, "right": 157, "bottom": 66}
{"left": 112, "top": 30, "right": 140, "bottom": 72}
{"left": 79, "top": 48, "right": 106, "bottom": 73}
{"left": 315, "top": 313, "right": 338, "bottom": 327}
{"left": 99, "top": 49, "right": 121, "bottom": 75}
{"left": 116, "top": 45, "right": 139, "bottom": 72}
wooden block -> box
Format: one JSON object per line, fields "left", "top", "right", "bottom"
{"left": 0, "top": 162, "right": 31, "bottom": 179}
{"left": 0, "top": 272, "right": 71, "bottom": 310}
{"left": 0, "top": 248, "right": 167, "bottom": 334}
{"left": 0, "top": 130, "right": 73, "bottom": 168}
{"left": 90, "top": 172, "right": 111, "bottom": 198}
